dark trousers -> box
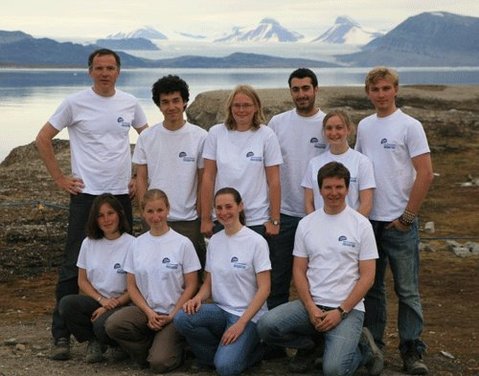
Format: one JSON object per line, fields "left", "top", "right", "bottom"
{"left": 266, "top": 214, "right": 301, "bottom": 309}
{"left": 58, "top": 294, "right": 120, "bottom": 345}
{"left": 51, "top": 193, "right": 132, "bottom": 341}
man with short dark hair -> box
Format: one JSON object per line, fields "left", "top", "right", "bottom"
{"left": 133, "top": 75, "right": 207, "bottom": 266}
{"left": 36, "top": 48, "right": 148, "bottom": 360}
{"left": 267, "top": 68, "right": 327, "bottom": 309}
{"left": 258, "top": 161, "right": 383, "bottom": 376}
{"left": 356, "top": 66, "right": 434, "bottom": 375}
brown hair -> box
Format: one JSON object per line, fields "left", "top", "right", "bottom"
{"left": 224, "top": 85, "right": 265, "bottom": 130}
{"left": 317, "top": 162, "right": 351, "bottom": 190}
{"left": 86, "top": 193, "right": 130, "bottom": 239}
{"left": 214, "top": 187, "right": 246, "bottom": 225}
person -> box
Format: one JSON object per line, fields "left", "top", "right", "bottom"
{"left": 174, "top": 187, "right": 271, "bottom": 375}
{"left": 355, "top": 67, "right": 434, "bottom": 375}
{"left": 105, "top": 189, "right": 200, "bottom": 373}
{"left": 35, "top": 48, "right": 148, "bottom": 360}
{"left": 267, "top": 68, "right": 327, "bottom": 310}
{"left": 257, "top": 162, "right": 384, "bottom": 376}
{"left": 58, "top": 193, "right": 133, "bottom": 363}
{"left": 200, "top": 85, "right": 282, "bottom": 238}
{"left": 302, "top": 109, "right": 375, "bottom": 216}
{"left": 133, "top": 75, "right": 207, "bottom": 266}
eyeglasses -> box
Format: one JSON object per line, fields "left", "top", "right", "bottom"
{"left": 232, "top": 103, "right": 254, "bottom": 110}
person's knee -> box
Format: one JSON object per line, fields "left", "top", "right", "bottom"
{"left": 172, "top": 310, "right": 191, "bottom": 333}
{"left": 58, "top": 294, "right": 77, "bottom": 316}
{"left": 322, "top": 357, "right": 352, "bottom": 376}
{"left": 257, "top": 314, "right": 279, "bottom": 343}
{"left": 149, "top": 352, "right": 182, "bottom": 373}
{"left": 104, "top": 313, "right": 128, "bottom": 339}
{"left": 215, "top": 357, "right": 244, "bottom": 376}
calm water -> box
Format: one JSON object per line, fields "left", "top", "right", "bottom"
{"left": 1, "top": 66, "right": 479, "bottom": 161}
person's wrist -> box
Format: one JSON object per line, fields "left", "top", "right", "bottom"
{"left": 399, "top": 208, "right": 416, "bottom": 226}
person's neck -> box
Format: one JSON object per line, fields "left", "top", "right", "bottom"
{"left": 329, "top": 143, "right": 349, "bottom": 155}
{"left": 296, "top": 107, "right": 319, "bottom": 118}
{"left": 224, "top": 222, "right": 243, "bottom": 236}
{"left": 149, "top": 226, "right": 170, "bottom": 237}
{"left": 323, "top": 202, "right": 347, "bottom": 215}
{"left": 92, "top": 86, "right": 116, "bottom": 97}
{"left": 376, "top": 105, "right": 397, "bottom": 118}
{"left": 163, "top": 119, "right": 186, "bottom": 131}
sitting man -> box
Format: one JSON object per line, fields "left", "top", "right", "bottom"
{"left": 257, "top": 161, "right": 383, "bottom": 376}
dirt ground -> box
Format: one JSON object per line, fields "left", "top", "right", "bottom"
{"left": 1, "top": 85, "right": 478, "bottom": 375}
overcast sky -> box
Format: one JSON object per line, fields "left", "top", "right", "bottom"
{"left": 1, "top": 0, "right": 476, "bottom": 40}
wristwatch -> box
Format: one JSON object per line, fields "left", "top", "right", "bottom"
{"left": 337, "top": 306, "right": 349, "bottom": 320}
{"left": 271, "top": 219, "right": 280, "bottom": 226}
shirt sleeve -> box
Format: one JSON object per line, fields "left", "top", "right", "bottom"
{"left": 301, "top": 159, "right": 314, "bottom": 189}
{"left": 202, "top": 125, "right": 220, "bottom": 161}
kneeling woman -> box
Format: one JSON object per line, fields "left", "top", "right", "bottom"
{"left": 58, "top": 193, "right": 133, "bottom": 363}
{"left": 174, "top": 187, "right": 271, "bottom": 376}
{"left": 106, "top": 189, "right": 200, "bottom": 373}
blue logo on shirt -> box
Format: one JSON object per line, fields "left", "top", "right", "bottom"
{"left": 380, "top": 138, "right": 396, "bottom": 150}
{"left": 338, "top": 235, "right": 356, "bottom": 248}
{"left": 310, "top": 137, "right": 327, "bottom": 150}
{"left": 113, "top": 263, "right": 126, "bottom": 274}
{"left": 246, "top": 151, "right": 263, "bottom": 162}
{"left": 230, "top": 256, "right": 247, "bottom": 269}
{"left": 117, "top": 116, "right": 131, "bottom": 128}
{"left": 178, "top": 151, "right": 195, "bottom": 162}
{"left": 162, "top": 257, "right": 170, "bottom": 264}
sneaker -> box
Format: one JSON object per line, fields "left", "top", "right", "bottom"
{"left": 361, "top": 328, "right": 384, "bottom": 376}
{"left": 288, "top": 347, "right": 316, "bottom": 373}
{"left": 50, "top": 337, "right": 70, "bottom": 361}
{"left": 402, "top": 350, "right": 428, "bottom": 375}
{"left": 85, "top": 339, "right": 105, "bottom": 363}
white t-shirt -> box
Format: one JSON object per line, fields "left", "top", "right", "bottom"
{"left": 355, "top": 109, "right": 430, "bottom": 221}
{"left": 203, "top": 124, "right": 283, "bottom": 226}
{"left": 49, "top": 88, "right": 148, "bottom": 195}
{"left": 269, "top": 109, "right": 327, "bottom": 217}
{"left": 76, "top": 233, "right": 134, "bottom": 299}
{"left": 124, "top": 229, "right": 201, "bottom": 314}
{"left": 206, "top": 226, "right": 271, "bottom": 323}
{"left": 132, "top": 122, "right": 207, "bottom": 221}
{"left": 301, "top": 148, "right": 376, "bottom": 211}
{"left": 293, "top": 206, "right": 378, "bottom": 311}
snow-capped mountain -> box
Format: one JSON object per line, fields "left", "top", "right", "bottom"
{"left": 214, "top": 18, "right": 304, "bottom": 42}
{"left": 106, "top": 26, "right": 167, "bottom": 40}
{"left": 312, "top": 16, "right": 383, "bottom": 45}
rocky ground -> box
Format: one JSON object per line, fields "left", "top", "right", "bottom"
{"left": 1, "top": 85, "right": 478, "bottom": 375}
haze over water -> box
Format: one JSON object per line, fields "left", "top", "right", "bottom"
{"left": 2, "top": 66, "right": 479, "bottom": 162}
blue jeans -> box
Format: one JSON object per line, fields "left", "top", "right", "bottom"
{"left": 257, "top": 300, "right": 369, "bottom": 376}
{"left": 52, "top": 193, "right": 132, "bottom": 341}
{"left": 364, "top": 220, "right": 426, "bottom": 354}
{"left": 266, "top": 214, "right": 301, "bottom": 309}
{"left": 174, "top": 304, "right": 263, "bottom": 376}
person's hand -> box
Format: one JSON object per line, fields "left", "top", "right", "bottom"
{"left": 183, "top": 297, "right": 202, "bottom": 315}
{"left": 156, "top": 315, "right": 173, "bottom": 328}
{"left": 264, "top": 221, "right": 280, "bottom": 236}
{"left": 315, "top": 309, "right": 342, "bottom": 332}
{"left": 128, "top": 178, "right": 136, "bottom": 199}
{"left": 146, "top": 311, "right": 164, "bottom": 331}
{"left": 91, "top": 307, "right": 107, "bottom": 322}
{"left": 221, "top": 321, "right": 246, "bottom": 345}
{"left": 100, "top": 297, "right": 121, "bottom": 310}
{"left": 307, "top": 305, "right": 324, "bottom": 328}
{"left": 55, "top": 175, "right": 84, "bottom": 195}
{"left": 386, "top": 219, "right": 411, "bottom": 232}
{"left": 201, "top": 219, "right": 214, "bottom": 238}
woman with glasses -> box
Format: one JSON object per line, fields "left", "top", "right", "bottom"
{"left": 200, "top": 85, "right": 283, "bottom": 239}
